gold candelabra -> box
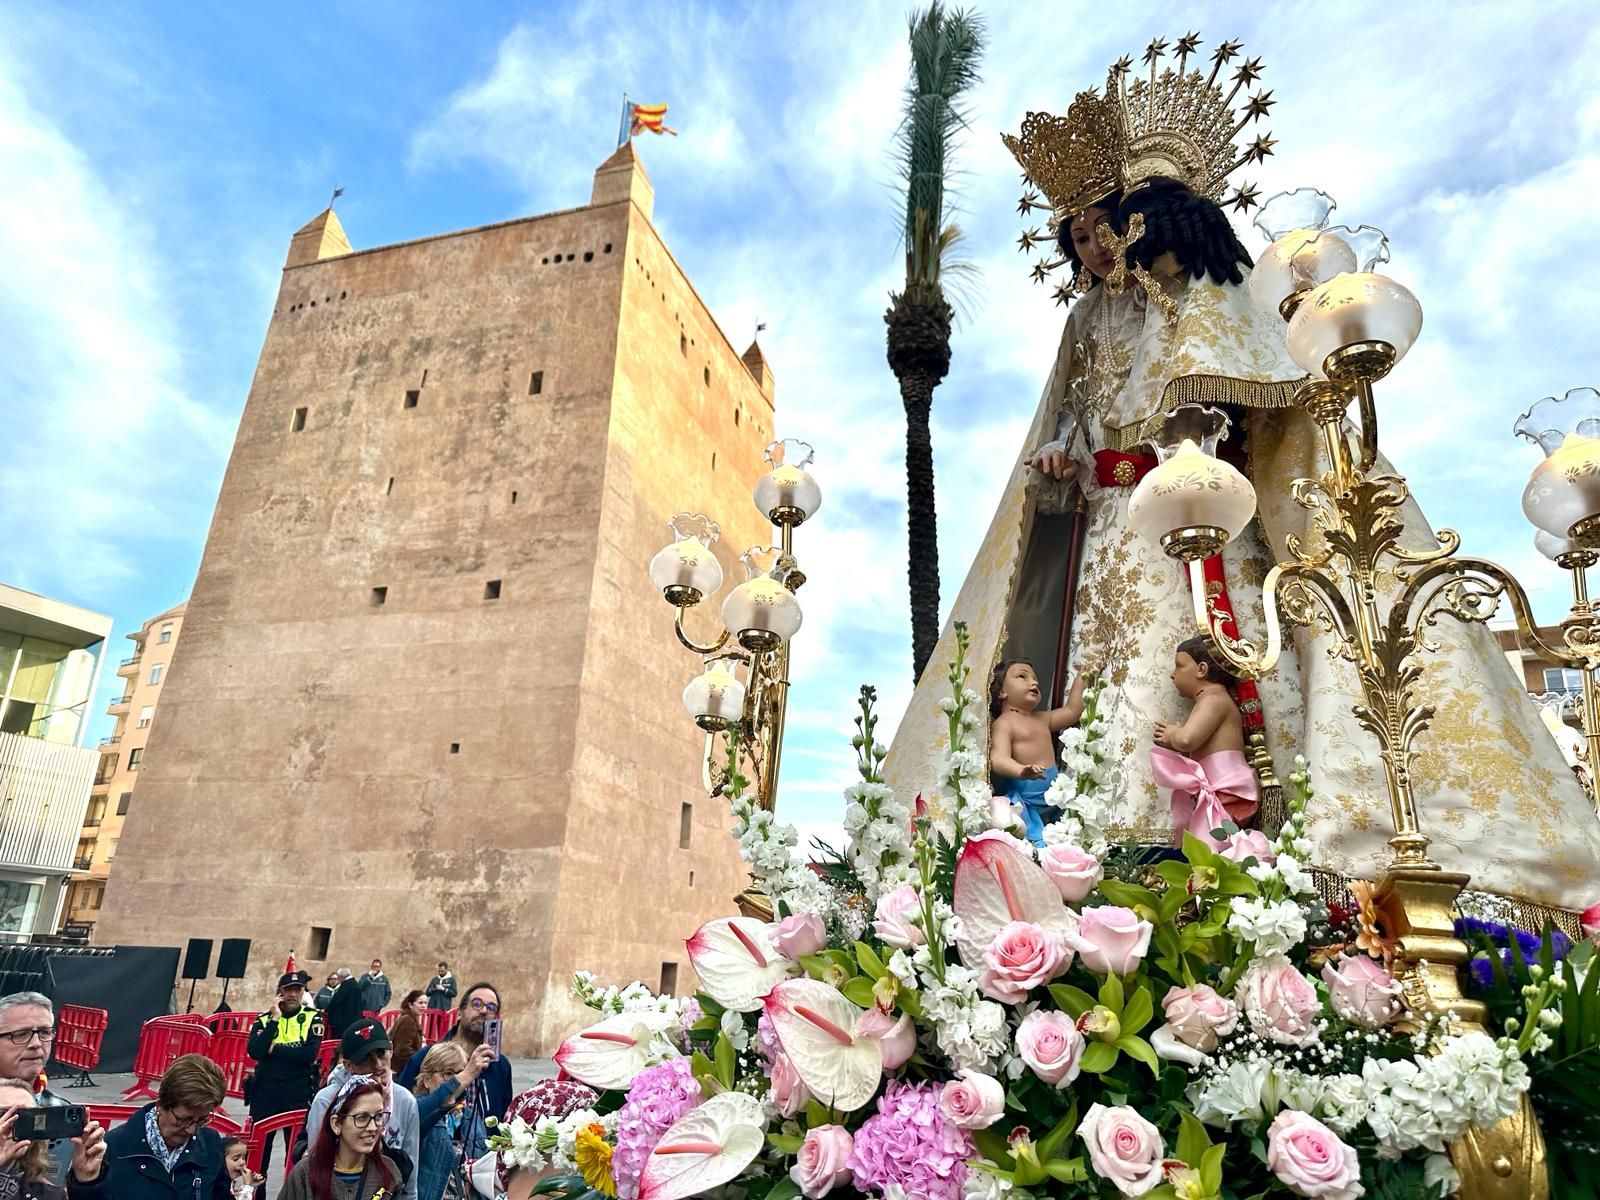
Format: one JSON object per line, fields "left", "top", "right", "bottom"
{"left": 646, "top": 440, "right": 822, "bottom": 812}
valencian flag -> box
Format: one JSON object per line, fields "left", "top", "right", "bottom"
{"left": 617, "top": 95, "right": 678, "bottom": 145}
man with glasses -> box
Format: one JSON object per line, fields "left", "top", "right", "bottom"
{"left": 0, "top": 989, "right": 75, "bottom": 1186}
{"left": 103, "top": 1052, "right": 234, "bottom": 1198}
{"left": 396, "top": 981, "right": 510, "bottom": 1159}
{"left": 301, "top": 1017, "right": 418, "bottom": 1200}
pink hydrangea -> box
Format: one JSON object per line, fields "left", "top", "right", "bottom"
{"left": 847, "top": 1080, "right": 974, "bottom": 1200}
{"left": 611, "top": 1057, "right": 704, "bottom": 1200}
{"left": 756, "top": 1010, "right": 781, "bottom": 1064}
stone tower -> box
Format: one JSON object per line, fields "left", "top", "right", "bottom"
{"left": 95, "top": 145, "right": 777, "bottom": 1052}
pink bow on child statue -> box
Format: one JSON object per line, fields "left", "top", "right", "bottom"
{"left": 1150, "top": 746, "right": 1260, "bottom": 849}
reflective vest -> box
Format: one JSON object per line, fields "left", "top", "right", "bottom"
{"left": 266, "top": 1007, "right": 320, "bottom": 1046}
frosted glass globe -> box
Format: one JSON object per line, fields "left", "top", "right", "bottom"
{"left": 722, "top": 578, "right": 803, "bottom": 648}
{"left": 682, "top": 660, "right": 747, "bottom": 730}
{"left": 1128, "top": 438, "right": 1258, "bottom": 548}
{"left": 1523, "top": 433, "right": 1600, "bottom": 540}
{"left": 1286, "top": 272, "right": 1423, "bottom": 379}
{"left": 1250, "top": 229, "right": 1357, "bottom": 315}
{"left": 648, "top": 537, "right": 724, "bottom": 602}
{"left": 754, "top": 464, "right": 822, "bottom": 523}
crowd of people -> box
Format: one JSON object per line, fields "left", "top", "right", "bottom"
{"left": 0, "top": 971, "right": 542, "bottom": 1200}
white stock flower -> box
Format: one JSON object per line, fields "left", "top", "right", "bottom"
{"left": 1227, "top": 898, "right": 1309, "bottom": 957}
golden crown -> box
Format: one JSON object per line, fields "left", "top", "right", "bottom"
{"left": 1005, "top": 34, "right": 1277, "bottom": 302}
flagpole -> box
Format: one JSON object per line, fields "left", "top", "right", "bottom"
{"left": 617, "top": 92, "right": 632, "bottom": 148}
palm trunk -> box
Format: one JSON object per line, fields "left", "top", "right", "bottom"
{"left": 900, "top": 377, "right": 941, "bottom": 682}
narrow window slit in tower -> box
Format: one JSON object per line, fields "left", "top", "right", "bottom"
{"left": 529, "top": 371, "right": 544, "bottom": 396}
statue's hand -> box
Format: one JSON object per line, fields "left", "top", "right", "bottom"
{"left": 1029, "top": 447, "right": 1079, "bottom": 482}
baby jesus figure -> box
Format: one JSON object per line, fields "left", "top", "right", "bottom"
{"left": 989, "top": 660, "right": 1089, "bottom": 845}
{"left": 1151, "top": 635, "right": 1260, "bottom": 847}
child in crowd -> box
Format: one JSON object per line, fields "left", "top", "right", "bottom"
{"left": 219, "top": 1136, "right": 264, "bottom": 1200}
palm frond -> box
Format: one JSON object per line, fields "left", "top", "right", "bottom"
{"left": 894, "top": 2, "right": 986, "bottom": 289}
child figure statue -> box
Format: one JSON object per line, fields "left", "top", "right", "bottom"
{"left": 989, "top": 661, "right": 1089, "bottom": 845}
{"left": 1151, "top": 636, "right": 1260, "bottom": 848}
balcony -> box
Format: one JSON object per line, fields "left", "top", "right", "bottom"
{"left": 98, "top": 735, "right": 120, "bottom": 747}
{"left": 115, "top": 655, "right": 142, "bottom": 677}
{"left": 83, "top": 816, "right": 102, "bottom": 829}
{"left": 72, "top": 854, "right": 93, "bottom": 871}
{"left": 107, "top": 695, "right": 131, "bottom": 715}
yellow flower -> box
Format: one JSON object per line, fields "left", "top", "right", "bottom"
{"left": 575, "top": 1123, "right": 617, "bottom": 1197}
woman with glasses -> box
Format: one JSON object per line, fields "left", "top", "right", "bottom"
{"left": 0, "top": 1076, "right": 108, "bottom": 1197}
{"left": 278, "top": 1079, "right": 399, "bottom": 1200}
{"left": 103, "top": 1054, "right": 234, "bottom": 1199}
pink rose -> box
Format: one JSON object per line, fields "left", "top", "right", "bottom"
{"left": 873, "top": 885, "right": 926, "bottom": 950}
{"left": 1149, "top": 984, "right": 1239, "bottom": 1066}
{"left": 1038, "top": 842, "right": 1104, "bottom": 903}
{"left": 1266, "top": 1110, "right": 1362, "bottom": 1200}
{"left": 789, "top": 1124, "right": 853, "bottom": 1199}
{"left": 987, "top": 793, "right": 1024, "bottom": 833}
{"left": 1239, "top": 956, "right": 1322, "bottom": 1047}
{"left": 1070, "top": 906, "right": 1153, "bottom": 976}
{"left": 769, "top": 1049, "right": 811, "bottom": 1117}
{"left": 938, "top": 1068, "right": 1005, "bottom": 1129}
{"left": 1220, "top": 829, "right": 1276, "bottom": 865}
{"left": 1320, "top": 953, "right": 1401, "bottom": 1029}
{"left": 1014, "top": 1009, "right": 1085, "bottom": 1088}
{"left": 1077, "top": 1103, "right": 1165, "bottom": 1198}
{"left": 979, "top": 921, "right": 1071, "bottom": 1003}
{"left": 853, "top": 1006, "right": 917, "bottom": 1071}
{"left": 772, "top": 911, "right": 827, "bottom": 960}
{"left": 1582, "top": 903, "right": 1600, "bottom": 944}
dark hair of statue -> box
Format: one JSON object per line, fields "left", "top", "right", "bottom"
{"left": 1114, "top": 178, "right": 1253, "bottom": 286}
{"left": 1176, "top": 635, "right": 1243, "bottom": 689}
{"left": 1053, "top": 190, "right": 1124, "bottom": 282}
{"left": 988, "top": 659, "right": 1035, "bottom": 718}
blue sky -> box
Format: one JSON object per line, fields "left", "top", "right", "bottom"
{"left": 4, "top": 2, "right": 1599, "bottom": 849}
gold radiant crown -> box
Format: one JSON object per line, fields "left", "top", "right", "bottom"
{"left": 1004, "top": 34, "right": 1277, "bottom": 301}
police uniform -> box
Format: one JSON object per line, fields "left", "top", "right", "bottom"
{"left": 247, "top": 970, "right": 324, "bottom": 1180}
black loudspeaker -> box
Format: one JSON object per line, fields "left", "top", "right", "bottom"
{"left": 180, "top": 938, "right": 213, "bottom": 981}
{"left": 216, "top": 938, "right": 250, "bottom": 980}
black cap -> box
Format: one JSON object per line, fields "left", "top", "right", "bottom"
{"left": 339, "top": 1017, "right": 392, "bottom": 1061}
{"left": 277, "top": 971, "right": 310, "bottom": 990}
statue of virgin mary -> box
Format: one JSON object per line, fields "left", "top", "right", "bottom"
{"left": 883, "top": 37, "right": 1600, "bottom": 922}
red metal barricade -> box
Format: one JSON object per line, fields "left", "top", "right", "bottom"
{"left": 316, "top": 1038, "right": 339, "bottom": 1085}
{"left": 375, "top": 1009, "right": 401, "bottom": 1031}
{"left": 52, "top": 1004, "right": 108, "bottom": 1088}
{"left": 87, "top": 1102, "right": 243, "bottom": 1136}
{"left": 166, "top": 1013, "right": 207, "bottom": 1024}
{"left": 122, "top": 1017, "right": 214, "bottom": 1101}
{"left": 419, "top": 1009, "right": 453, "bottom": 1042}
{"left": 203, "top": 1011, "right": 260, "bottom": 1034}
{"left": 244, "top": 1108, "right": 306, "bottom": 1176}
{"left": 205, "top": 1028, "right": 253, "bottom": 1100}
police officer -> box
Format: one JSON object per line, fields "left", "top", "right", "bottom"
{"left": 246, "top": 970, "right": 323, "bottom": 1177}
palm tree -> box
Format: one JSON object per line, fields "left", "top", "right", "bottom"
{"left": 885, "top": 2, "right": 985, "bottom": 684}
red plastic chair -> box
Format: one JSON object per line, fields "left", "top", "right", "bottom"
{"left": 315, "top": 1039, "right": 339, "bottom": 1085}
{"left": 205, "top": 1028, "right": 253, "bottom": 1100}
{"left": 52, "top": 1004, "right": 108, "bottom": 1088}
{"left": 121, "top": 1018, "right": 213, "bottom": 1101}
{"left": 203, "top": 1011, "right": 260, "bottom": 1034}
{"left": 244, "top": 1108, "right": 306, "bottom": 1177}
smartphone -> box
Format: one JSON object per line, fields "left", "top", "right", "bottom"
{"left": 16, "top": 1104, "right": 86, "bottom": 1141}
{"left": 483, "top": 1017, "right": 502, "bottom": 1061}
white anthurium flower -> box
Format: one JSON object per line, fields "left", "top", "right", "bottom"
{"left": 765, "top": 977, "right": 884, "bottom": 1112}
{"left": 553, "top": 1011, "right": 676, "bottom": 1090}
{"left": 685, "top": 916, "right": 795, "bottom": 1012}
{"left": 638, "top": 1091, "right": 769, "bottom": 1200}
{"left": 952, "top": 830, "right": 1074, "bottom": 966}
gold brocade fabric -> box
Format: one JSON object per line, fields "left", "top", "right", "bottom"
{"left": 881, "top": 274, "right": 1600, "bottom": 913}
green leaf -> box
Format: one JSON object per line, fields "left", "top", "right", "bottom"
{"left": 762, "top": 1178, "right": 802, "bottom": 1200}
{"left": 841, "top": 977, "right": 878, "bottom": 1008}
{"left": 1199, "top": 1142, "right": 1225, "bottom": 1195}
{"left": 689, "top": 1050, "right": 720, "bottom": 1095}
{"left": 806, "top": 1098, "right": 831, "bottom": 1126}
{"left": 821, "top": 949, "right": 857, "bottom": 977}
{"left": 713, "top": 1032, "right": 736, "bottom": 1089}
{"left": 1115, "top": 1034, "right": 1158, "bottom": 1075}
{"left": 1047, "top": 984, "right": 1095, "bottom": 1018}
{"left": 798, "top": 955, "right": 832, "bottom": 981}
{"left": 697, "top": 995, "right": 725, "bottom": 1018}
{"left": 766, "top": 1132, "right": 804, "bottom": 1154}
{"left": 1043, "top": 1156, "right": 1088, "bottom": 1183}
{"left": 1080, "top": 1040, "right": 1119, "bottom": 1074}
{"left": 1098, "top": 971, "right": 1125, "bottom": 1014}
{"left": 972, "top": 1127, "right": 1014, "bottom": 1166}
{"left": 1174, "top": 1107, "right": 1213, "bottom": 1169}
{"left": 1037, "top": 1101, "right": 1079, "bottom": 1163}
{"left": 1137, "top": 1188, "right": 1178, "bottom": 1200}
{"left": 855, "top": 941, "right": 886, "bottom": 980}
{"left": 1120, "top": 986, "right": 1154, "bottom": 1035}
{"left": 1098, "top": 880, "right": 1160, "bottom": 912}
{"left": 1153, "top": 861, "right": 1193, "bottom": 892}
{"left": 896, "top": 987, "right": 923, "bottom": 1019}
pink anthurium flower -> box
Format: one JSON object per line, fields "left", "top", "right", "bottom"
{"left": 953, "top": 829, "right": 1073, "bottom": 966}
{"left": 765, "top": 978, "right": 884, "bottom": 1112}
{"left": 686, "top": 916, "right": 795, "bottom": 1012}
{"left": 553, "top": 1012, "right": 671, "bottom": 1091}
{"left": 638, "top": 1091, "right": 768, "bottom": 1200}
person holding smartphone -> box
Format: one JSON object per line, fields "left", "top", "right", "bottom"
{"left": 395, "top": 983, "right": 510, "bottom": 1162}
{"left": 0, "top": 1079, "right": 106, "bottom": 1198}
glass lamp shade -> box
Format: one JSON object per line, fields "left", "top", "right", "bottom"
{"left": 722, "top": 546, "right": 803, "bottom": 650}
{"left": 1513, "top": 387, "right": 1600, "bottom": 455}
{"left": 648, "top": 513, "right": 724, "bottom": 605}
{"left": 1252, "top": 187, "right": 1337, "bottom": 242}
{"left": 754, "top": 439, "right": 822, "bottom": 523}
{"left": 682, "top": 658, "right": 747, "bottom": 731}
{"left": 1128, "top": 437, "right": 1258, "bottom": 550}
{"left": 1286, "top": 272, "right": 1423, "bottom": 379}
{"left": 1522, "top": 433, "right": 1600, "bottom": 541}
{"left": 1534, "top": 529, "right": 1579, "bottom": 562}
{"left": 1250, "top": 226, "right": 1390, "bottom": 317}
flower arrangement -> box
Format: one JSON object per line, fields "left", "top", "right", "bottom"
{"left": 526, "top": 627, "right": 1580, "bottom": 1200}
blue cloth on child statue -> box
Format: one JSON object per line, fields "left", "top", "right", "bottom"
{"left": 1005, "top": 766, "right": 1060, "bottom": 846}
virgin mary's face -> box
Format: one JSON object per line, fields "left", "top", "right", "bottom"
{"left": 1069, "top": 206, "right": 1116, "bottom": 279}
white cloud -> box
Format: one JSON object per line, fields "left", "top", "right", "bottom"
{"left": 413, "top": 3, "right": 1600, "bottom": 841}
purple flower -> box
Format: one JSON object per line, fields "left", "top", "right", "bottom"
{"left": 847, "top": 1080, "right": 974, "bottom": 1200}
{"left": 611, "top": 1058, "right": 703, "bottom": 1200}
{"left": 1456, "top": 917, "right": 1570, "bottom": 991}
